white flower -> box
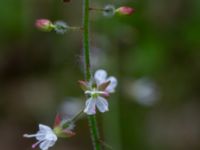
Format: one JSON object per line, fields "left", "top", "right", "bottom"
{"left": 23, "top": 124, "right": 57, "bottom": 150}
{"left": 94, "top": 69, "right": 117, "bottom": 93}
{"left": 83, "top": 69, "right": 117, "bottom": 115}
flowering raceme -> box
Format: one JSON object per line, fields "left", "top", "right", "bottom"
{"left": 89, "top": 4, "right": 135, "bottom": 17}
{"left": 79, "top": 69, "right": 117, "bottom": 115}
{"left": 35, "top": 19, "right": 74, "bottom": 34}
{"left": 25, "top": 0, "right": 134, "bottom": 149}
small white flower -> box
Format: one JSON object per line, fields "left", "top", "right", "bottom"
{"left": 94, "top": 69, "right": 117, "bottom": 93}
{"left": 83, "top": 69, "right": 118, "bottom": 115}
{"left": 23, "top": 124, "right": 57, "bottom": 150}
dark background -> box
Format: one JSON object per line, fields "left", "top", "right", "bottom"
{"left": 0, "top": 0, "right": 200, "bottom": 150}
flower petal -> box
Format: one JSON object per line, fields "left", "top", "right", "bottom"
{"left": 36, "top": 124, "right": 53, "bottom": 140}
{"left": 39, "top": 140, "right": 55, "bottom": 150}
{"left": 106, "top": 76, "right": 117, "bottom": 93}
{"left": 46, "top": 132, "right": 57, "bottom": 141}
{"left": 96, "top": 96, "right": 109, "bottom": 113}
{"left": 38, "top": 124, "right": 53, "bottom": 133}
{"left": 84, "top": 98, "right": 96, "bottom": 115}
{"left": 94, "top": 69, "right": 107, "bottom": 85}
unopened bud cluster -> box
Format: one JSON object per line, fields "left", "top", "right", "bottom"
{"left": 103, "top": 5, "right": 135, "bottom": 17}
{"left": 35, "top": 19, "right": 71, "bottom": 34}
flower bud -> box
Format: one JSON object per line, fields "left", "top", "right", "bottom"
{"left": 115, "top": 6, "right": 135, "bottom": 16}
{"left": 54, "top": 21, "right": 69, "bottom": 34}
{"left": 35, "top": 19, "right": 54, "bottom": 32}
{"left": 103, "top": 5, "right": 116, "bottom": 17}
{"left": 54, "top": 114, "right": 62, "bottom": 127}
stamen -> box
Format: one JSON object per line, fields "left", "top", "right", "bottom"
{"left": 32, "top": 140, "right": 42, "bottom": 149}
{"left": 85, "top": 90, "right": 107, "bottom": 95}
{"left": 23, "top": 134, "right": 36, "bottom": 138}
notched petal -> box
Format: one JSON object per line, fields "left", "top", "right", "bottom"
{"left": 84, "top": 98, "right": 96, "bottom": 115}
{"left": 96, "top": 97, "right": 109, "bottom": 113}
{"left": 39, "top": 140, "right": 52, "bottom": 150}
{"left": 94, "top": 69, "right": 107, "bottom": 85}
{"left": 106, "top": 76, "right": 118, "bottom": 93}
{"left": 39, "top": 124, "right": 52, "bottom": 133}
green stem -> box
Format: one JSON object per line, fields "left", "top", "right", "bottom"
{"left": 88, "top": 115, "right": 101, "bottom": 150}
{"left": 89, "top": 7, "right": 105, "bottom": 11}
{"left": 68, "top": 26, "right": 83, "bottom": 31}
{"left": 82, "top": 0, "right": 101, "bottom": 150}
{"left": 62, "top": 110, "right": 84, "bottom": 129}
{"left": 70, "top": 110, "right": 84, "bottom": 123}
{"left": 83, "top": 0, "right": 91, "bottom": 81}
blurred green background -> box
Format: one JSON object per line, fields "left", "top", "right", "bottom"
{"left": 0, "top": 0, "right": 200, "bottom": 150}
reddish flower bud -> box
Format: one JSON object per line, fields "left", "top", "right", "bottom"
{"left": 35, "top": 19, "right": 54, "bottom": 32}
{"left": 115, "top": 6, "right": 135, "bottom": 16}
{"left": 54, "top": 114, "right": 62, "bottom": 127}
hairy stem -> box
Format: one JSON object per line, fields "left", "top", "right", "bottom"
{"left": 82, "top": 0, "right": 101, "bottom": 150}
{"left": 88, "top": 115, "right": 101, "bottom": 150}
{"left": 83, "top": 0, "right": 91, "bottom": 81}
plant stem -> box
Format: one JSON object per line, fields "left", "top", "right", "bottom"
{"left": 83, "top": 0, "right": 91, "bottom": 81}
{"left": 89, "top": 7, "right": 105, "bottom": 11}
{"left": 62, "top": 110, "right": 84, "bottom": 129}
{"left": 82, "top": 0, "right": 101, "bottom": 150}
{"left": 70, "top": 109, "right": 84, "bottom": 123}
{"left": 88, "top": 115, "right": 101, "bottom": 150}
{"left": 68, "top": 26, "right": 84, "bottom": 31}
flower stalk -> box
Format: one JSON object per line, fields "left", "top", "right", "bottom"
{"left": 82, "top": 0, "right": 101, "bottom": 149}
{"left": 89, "top": 7, "right": 105, "bottom": 11}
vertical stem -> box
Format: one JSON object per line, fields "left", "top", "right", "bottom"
{"left": 83, "top": 0, "right": 91, "bottom": 81}
{"left": 82, "top": 0, "right": 101, "bottom": 150}
{"left": 88, "top": 115, "right": 101, "bottom": 150}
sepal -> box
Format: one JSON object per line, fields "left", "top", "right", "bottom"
{"left": 53, "top": 126, "right": 75, "bottom": 138}
{"left": 98, "top": 81, "right": 110, "bottom": 91}
{"left": 54, "top": 114, "right": 62, "bottom": 127}
{"left": 78, "top": 80, "right": 89, "bottom": 91}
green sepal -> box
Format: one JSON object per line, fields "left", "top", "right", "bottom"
{"left": 53, "top": 126, "right": 75, "bottom": 138}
